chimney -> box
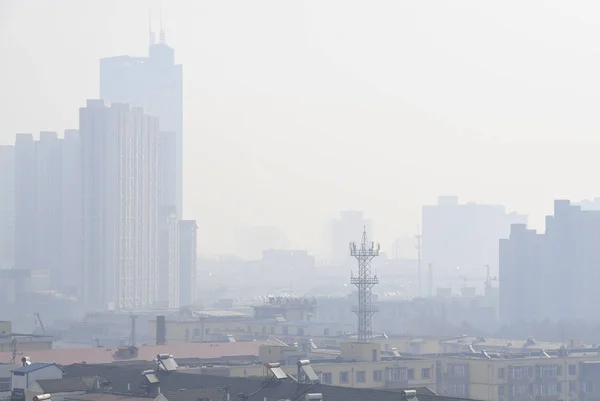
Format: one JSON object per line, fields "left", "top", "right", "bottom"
{"left": 156, "top": 316, "right": 166, "bottom": 345}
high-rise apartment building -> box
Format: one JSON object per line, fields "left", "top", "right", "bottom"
{"left": 0, "top": 145, "right": 15, "bottom": 269}
{"left": 14, "top": 134, "right": 37, "bottom": 272}
{"left": 100, "top": 32, "right": 182, "bottom": 218}
{"left": 179, "top": 220, "right": 197, "bottom": 306}
{"left": 422, "top": 196, "right": 527, "bottom": 280}
{"left": 80, "top": 99, "right": 159, "bottom": 310}
{"left": 500, "top": 200, "right": 600, "bottom": 324}
{"left": 61, "top": 129, "right": 82, "bottom": 296}
{"left": 158, "top": 207, "right": 179, "bottom": 309}
{"left": 331, "top": 211, "right": 373, "bottom": 263}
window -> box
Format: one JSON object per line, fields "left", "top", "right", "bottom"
{"left": 373, "top": 370, "right": 383, "bottom": 382}
{"left": 448, "top": 384, "right": 467, "bottom": 397}
{"left": 324, "top": 328, "right": 330, "bottom": 336}
{"left": 297, "top": 328, "right": 304, "bottom": 336}
{"left": 421, "top": 368, "right": 430, "bottom": 379}
{"left": 408, "top": 369, "right": 415, "bottom": 380}
{"left": 339, "top": 372, "right": 349, "bottom": 384}
{"left": 388, "top": 368, "right": 408, "bottom": 382}
{"left": 0, "top": 378, "right": 9, "bottom": 392}
{"left": 356, "top": 371, "right": 366, "bottom": 383}
{"left": 568, "top": 364, "right": 577, "bottom": 375}
{"left": 538, "top": 365, "right": 558, "bottom": 378}
{"left": 282, "top": 326, "right": 289, "bottom": 335}
{"left": 410, "top": 343, "right": 421, "bottom": 354}
{"left": 510, "top": 366, "right": 531, "bottom": 379}
{"left": 498, "top": 367, "right": 505, "bottom": 378}
{"left": 539, "top": 383, "right": 558, "bottom": 396}
{"left": 584, "top": 381, "right": 594, "bottom": 394}
{"left": 512, "top": 385, "right": 530, "bottom": 396}
{"left": 498, "top": 385, "right": 505, "bottom": 397}
{"left": 569, "top": 381, "right": 576, "bottom": 396}
{"left": 321, "top": 373, "right": 332, "bottom": 385}
{"left": 448, "top": 364, "right": 466, "bottom": 378}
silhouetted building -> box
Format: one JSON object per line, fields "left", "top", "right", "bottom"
{"left": 158, "top": 207, "right": 180, "bottom": 309}
{"left": 0, "top": 145, "right": 14, "bottom": 269}
{"left": 422, "top": 196, "right": 527, "bottom": 280}
{"left": 500, "top": 200, "right": 600, "bottom": 324}
{"left": 331, "top": 211, "right": 372, "bottom": 263}
{"left": 14, "top": 134, "right": 37, "bottom": 273}
{"left": 179, "top": 220, "right": 197, "bottom": 306}
{"left": 100, "top": 33, "right": 183, "bottom": 219}
{"left": 80, "top": 99, "right": 159, "bottom": 310}
{"left": 61, "top": 129, "right": 82, "bottom": 296}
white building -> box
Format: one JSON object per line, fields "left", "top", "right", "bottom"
{"left": 158, "top": 207, "right": 180, "bottom": 309}
{"left": 10, "top": 363, "right": 62, "bottom": 396}
{"left": 80, "top": 99, "right": 159, "bottom": 310}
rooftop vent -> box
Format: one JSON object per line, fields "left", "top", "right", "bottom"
{"left": 401, "top": 390, "right": 417, "bottom": 400}
{"left": 305, "top": 394, "right": 323, "bottom": 401}
{"left": 33, "top": 395, "right": 51, "bottom": 401}
{"left": 391, "top": 347, "right": 401, "bottom": 357}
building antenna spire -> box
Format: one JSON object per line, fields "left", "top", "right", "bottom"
{"left": 149, "top": 8, "right": 156, "bottom": 46}
{"left": 159, "top": 4, "right": 166, "bottom": 44}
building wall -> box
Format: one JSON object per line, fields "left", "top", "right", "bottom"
{"left": 14, "top": 134, "right": 37, "bottom": 272}
{"left": 158, "top": 208, "right": 179, "bottom": 309}
{"left": 11, "top": 365, "right": 63, "bottom": 392}
{"left": 80, "top": 100, "right": 159, "bottom": 310}
{"left": 0, "top": 145, "right": 14, "bottom": 269}
{"left": 179, "top": 220, "right": 197, "bottom": 307}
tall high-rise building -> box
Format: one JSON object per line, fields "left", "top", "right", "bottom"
{"left": 100, "top": 32, "right": 183, "bottom": 218}
{"left": 14, "top": 134, "right": 37, "bottom": 272}
{"left": 80, "top": 99, "right": 159, "bottom": 310}
{"left": 331, "top": 211, "right": 373, "bottom": 264}
{"left": 36, "top": 131, "right": 63, "bottom": 290}
{"left": 61, "top": 129, "right": 82, "bottom": 296}
{"left": 0, "top": 145, "right": 15, "bottom": 269}
{"left": 500, "top": 200, "right": 600, "bottom": 324}
{"left": 158, "top": 207, "right": 179, "bottom": 309}
{"left": 422, "top": 196, "right": 527, "bottom": 280}
{"left": 179, "top": 220, "right": 197, "bottom": 306}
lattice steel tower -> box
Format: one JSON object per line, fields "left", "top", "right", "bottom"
{"left": 350, "top": 227, "right": 380, "bottom": 342}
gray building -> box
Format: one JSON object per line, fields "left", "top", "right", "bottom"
{"left": 500, "top": 200, "right": 600, "bottom": 324}
{"left": 80, "top": 99, "right": 159, "bottom": 310}
{"left": 14, "top": 134, "right": 37, "bottom": 272}
{"left": 159, "top": 207, "right": 180, "bottom": 309}
{"left": 100, "top": 32, "right": 183, "bottom": 219}
{"left": 331, "top": 211, "right": 372, "bottom": 264}
{"left": 0, "top": 145, "right": 14, "bottom": 269}
{"left": 422, "top": 196, "right": 527, "bottom": 282}
{"left": 179, "top": 220, "right": 197, "bottom": 306}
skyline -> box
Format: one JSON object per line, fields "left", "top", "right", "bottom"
{"left": 4, "top": 1, "right": 600, "bottom": 255}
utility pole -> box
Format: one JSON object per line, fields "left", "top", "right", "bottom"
{"left": 416, "top": 226, "right": 422, "bottom": 298}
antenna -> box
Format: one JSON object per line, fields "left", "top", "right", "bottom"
{"left": 149, "top": 9, "right": 154, "bottom": 45}
{"left": 415, "top": 226, "right": 422, "bottom": 298}
{"left": 350, "top": 226, "right": 380, "bottom": 342}
{"left": 159, "top": 5, "right": 166, "bottom": 44}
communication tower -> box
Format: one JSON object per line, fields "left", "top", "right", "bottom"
{"left": 350, "top": 227, "right": 380, "bottom": 342}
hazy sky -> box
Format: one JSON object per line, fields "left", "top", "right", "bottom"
{"left": 3, "top": 0, "right": 600, "bottom": 256}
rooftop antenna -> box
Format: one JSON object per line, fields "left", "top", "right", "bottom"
{"left": 350, "top": 226, "right": 380, "bottom": 342}
{"left": 159, "top": 5, "right": 166, "bottom": 44}
{"left": 149, "top": 9, "right": 156, "bottom": 46}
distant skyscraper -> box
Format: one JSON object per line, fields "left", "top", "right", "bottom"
{"left": 14, "top": 134, "right": 37, "bottom": 272}
{"left": 179, "top": 220, "right": 197, "bottom": 306}
{"left": 0, "top": 145, "right": 15, "bottom": 269}
{"left": 331, "top": 211, "right": 373, "bottom": 263}
{"left": 158, "top": 207, "right": 180, "bottom": 309}
{"left": 500, "top": 200, "right": 600, "bottom": 324}
{"left": 100, "top": 32, "right": 183, "bottom": 218}
{"left": 36, "top": 132, "right": 63, "bottom": 290}
{"left": 80, "top": 100, "right": 159, "bottom": 310}
{"left": 61, "top": 129, "right": 82, "bottom": 296}
{"left": 422, "top": 196, "right": 527, "bottom": 279}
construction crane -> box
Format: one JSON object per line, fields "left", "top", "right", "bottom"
{"left": 484, "top": 265, "right": 499, "bottom": 290}
{"left": 34, "top": 313, "right": 46, "bottom": 336}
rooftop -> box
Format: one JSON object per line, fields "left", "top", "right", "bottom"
{"left": 35, "top": 376, "right": 98, "bottom": 392}
{"left": 11, "top": 362, "right": 59, "bottom": 374}
{"left": 0, "top": 341, "right": 269, "bottom": 365}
